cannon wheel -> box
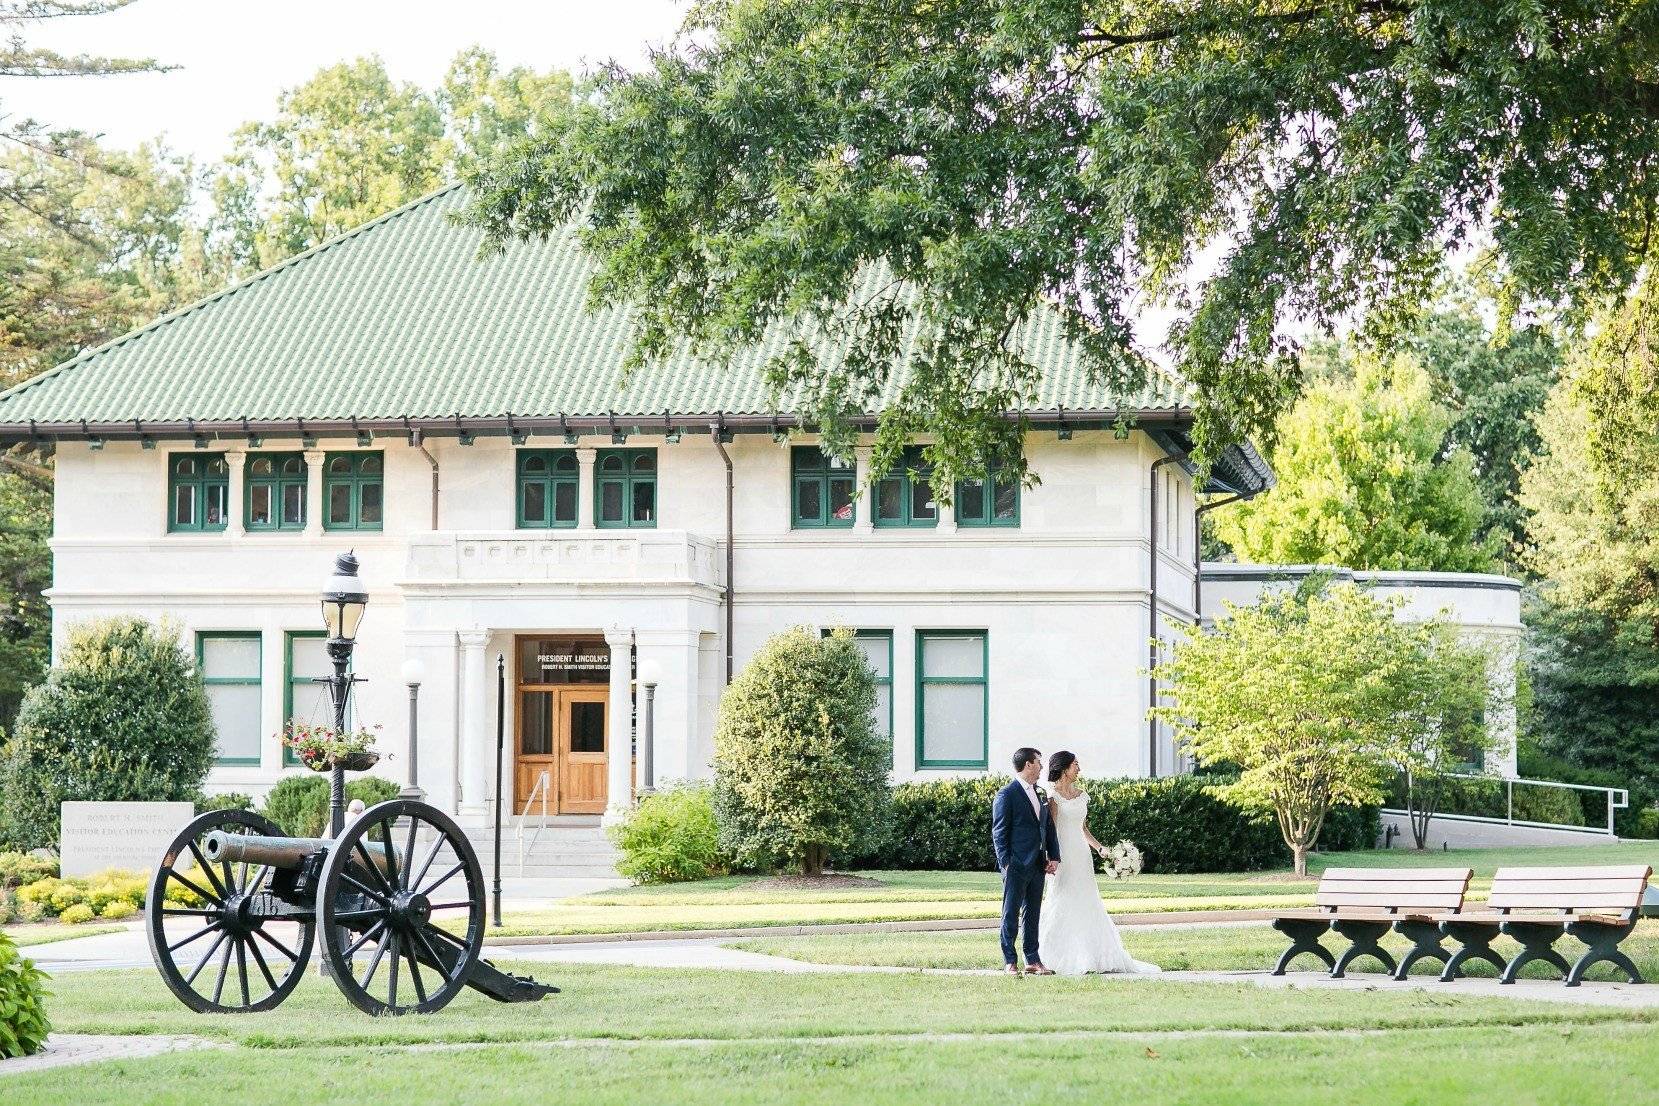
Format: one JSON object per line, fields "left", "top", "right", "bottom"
{"left": 318, "top": 799, "right": 485, "bottom": 1015}
{"left": 146, "top": 808, "right": 316, "bottom": 1013}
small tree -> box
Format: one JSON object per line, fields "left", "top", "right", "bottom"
{"left": 1152, "top": 584, "right": 1470, "bottom": 875}
{"left": 1387, "top": 625, "right": 1506, "bottom": 849}
{"left": 0, "top": 618, "right": 216, "bottom": 850}
{"left": 712, "top": 628, "right": 892, "bottom": 876}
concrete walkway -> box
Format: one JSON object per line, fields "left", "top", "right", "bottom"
{"left": 0, "top": 1034, "right": 220, "bottom": 1078}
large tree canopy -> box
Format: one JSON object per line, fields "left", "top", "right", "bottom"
{"left": 465, "top": 0, "right": 1659, "bottom": 481}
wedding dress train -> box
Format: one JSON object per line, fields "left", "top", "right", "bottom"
{"left": 1037, "top": 790, "right": 1161, "bottom": 976}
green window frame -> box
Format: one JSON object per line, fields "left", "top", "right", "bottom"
{"left": 246, "top": 452, "right": 308, "bottom": 531}
{"left": 595, "top": 448, "right": 657, "bottom": 528}
{"left": 283, "top": 630, "right": 346, "bottom": 765}
{"left": 322, "top": 451, "right": 384, "bottom": 531}
{"left": 955, "top": 474, "right": 1020, "bottom": 528}
{"left": 197, "top": 631, "right": 262, "bottom": 765}
{"left": 517, "top": 449, "right": 580, "bottom": 528}
{"left": 823, "top": 628, "right": 894, "bottom": 761}
{"left": 791, "top": 447, "right": 856, "bottom": 528}
{"left": 915, "top": 630, "right": 988, "bottom": 769}
{"left": 168, "top": 453, "right": 230, "bottom": 532}
{"left": 874, "top": 446, "right": 938, "bottom": 528}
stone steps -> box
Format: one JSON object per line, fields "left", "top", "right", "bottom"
{"left": 461, "top": 820, "right": 622, "bottom": 880}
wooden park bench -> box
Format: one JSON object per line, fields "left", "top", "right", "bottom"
{"left": 1436, "top": 865, "right": 1652, "bottom": 987}
{"left": 1271, "top": 867, "right": 1473, "bottom": 980}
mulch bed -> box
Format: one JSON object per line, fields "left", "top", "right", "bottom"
{"left": 744, "top": 874, "right": 889, "bottom": 892}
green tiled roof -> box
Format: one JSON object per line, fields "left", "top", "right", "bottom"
{"left": 0, "top": 184, "right": 1189, "bottom": 434}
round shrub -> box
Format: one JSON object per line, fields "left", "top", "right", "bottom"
{"left": 0, "top": 931, "right": 50, "bottom": 1057}
{"left": 99, "top": 899, "right": 137, "bottom": 920}
{"left": 0, "top": 851, "right": 57, "bottom": 889}
{"left": 611, "top": 784, "right": 725, "bottom": 884}
{"left": 197, "top": 791, "right": 255, "bottom": 814}
{"left": 59, "top": 902, "right": 95, "bottom": 925}
{"left": 15, "top": 898, "right": 45, "bottom": 924}
{"left": 0, "top": 618, "right": 215, "bottom": 850}
{"left": 713, "top": 628, "right": 892, "bottom": 875}
{"left": 260, "top": 774, "right": 402, "bottom": 837}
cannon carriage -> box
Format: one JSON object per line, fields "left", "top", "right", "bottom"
{"left": 145, "top": 799, "right": 556, "bottom": 1015}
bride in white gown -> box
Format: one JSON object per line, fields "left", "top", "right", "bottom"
{"left": 1037, "top": 751, "right": 1161, "bottom": 976}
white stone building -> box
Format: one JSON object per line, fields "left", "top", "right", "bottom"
{"left": 0, "top": 185, "right": 1515, "bottom": 845}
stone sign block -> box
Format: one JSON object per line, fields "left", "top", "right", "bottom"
{"left": 59, "top": 801, "right": 194, "bottom": 877}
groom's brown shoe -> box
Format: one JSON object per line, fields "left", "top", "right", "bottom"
{"left": 1026, "top": 963, "right": 1055, "bottom": 976}
{"left": 1004, "top": 964, "right": 1022, "bottom": 975}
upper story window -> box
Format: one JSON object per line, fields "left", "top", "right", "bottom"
{"left": 247, "top": 453, "right": 307, "bottom": 531}
{"left": 518, "top": 450, "right": 579, "bottom": 528}
{"left": 874, "top": 446, "right": 937, "bottom": 528}
{"left": 324, "top": 452, "right": 383, "bottom": 531}
{"left": 955, "top": 474, "right": 1020, "bottom": 528}
{"left": 791, "top": 447, "right": 855, "bottom": 528}
{"left": 169, "top": 453, "right": 229, "bottom": 532}
{"left": 595, "top": 448, "right": 656, "bottom": 528}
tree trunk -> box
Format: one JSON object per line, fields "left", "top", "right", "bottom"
{"left": 1291, "top": 842, "right": 1309, "bottom": 877}
{"left": 802, "top": 845, "right": 825, "bottom": 877}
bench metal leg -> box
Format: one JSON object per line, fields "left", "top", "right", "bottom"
{"left": 1499, "top": 921, "right": 1573, "bottom": 984}
{"left": 1438, "top": 921, "right": 1507, "bottom": 982}
{"left": 1564, "top": 921, "right": 1643, "bottom": 987}
{"left": 1270, "top": 918, "right": 1335, "bottom": 976}
{"left": 1391, "top": 920, "right": 1450, "bottom": 981}
{"left": 1329, "top": 919, "right": 1397, "bottom": 979}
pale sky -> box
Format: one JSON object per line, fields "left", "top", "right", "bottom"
{"left": 9, "top": 0, "right": 690, "bottom": 164}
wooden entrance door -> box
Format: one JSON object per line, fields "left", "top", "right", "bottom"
{"left": 515, "top": 686, "right": 609, "bottom": 814}
{"left": 555, "top": 687, "right": 609, "bottom": 815}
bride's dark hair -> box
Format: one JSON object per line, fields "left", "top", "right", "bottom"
{"left": 1046, "top": 750, "right": 1077, "bottom": 783}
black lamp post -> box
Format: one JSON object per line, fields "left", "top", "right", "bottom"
{"left": 321, "top": 551, "right": 368, "bottom": 838}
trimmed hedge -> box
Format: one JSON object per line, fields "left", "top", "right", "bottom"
{"left": 845, "top": 775, "right": 1378, "bottom": 874}
{"left": 259, "top": 775, "right": 402, "bottom": 837}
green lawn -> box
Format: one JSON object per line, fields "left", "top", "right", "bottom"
{"left": 1, "top": 923, "right": 123, "bottom": 947}
{"left": 7, "top": 961, "right": 1658, "bottom": 1103}
{"left": 734, "top": 918, "right": 1659, "bottom": 980}
{"left": 478, "top": 841, "right": 1659, "bottom": 937}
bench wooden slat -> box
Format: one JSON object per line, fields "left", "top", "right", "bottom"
{"left": 1317, "top": 879, "right": 1470, "bottom": 895}
{"left": 1317, "top": 891, "right": 1467, "bottom": 909}
{"left": 1438, "top": 910, "right": 1637, "bottom": 926}
{"left": 1486, "top": 891, "right": 1645, "bottom": 910}
{"left": 1321, "top": 868, "right": 1472, "bottom": 883}
{"left": 1487, "top": 878, "right": 1647, "bottom": 895}
{"left": 1491, "top": 865, "right": 1652, "bottom": 881}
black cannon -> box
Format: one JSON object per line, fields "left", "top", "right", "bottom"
{"left": 145, "top": 799, "right": 556, "bottom": 1015}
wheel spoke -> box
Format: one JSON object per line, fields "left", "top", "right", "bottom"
{"left": 167, "top": 921, "right": 220, "bottom": 954}
{"left": 168, "top": 870, "right": 223, "bottom": 908}
{"left": 211, "top": 937, "right": 234, "bottom": 1005}
{"left": 340, "top": 871, "right": 391, "bottom": 906}
{"left": 235, "top": 937, "right": 251, "bottom": 1006}
{"left": 355, "top": 839, "right": 395, "bottom": 899}
{"left": 330, "top": 908, "right": 386, "bottom": 921}
{"left": 423, "top": 924, "right": 468, "bottom": 950}
{"left": 414, "top": 926, "right": 456, "bottom": 981}
{"left": 186, "top": 929, "right": 229, "bottom": 985}
{"left": 426, "top": 902, "right": 471, "bottom": 912}
{"left": 419, "top": 861, "right": 466, "bottom": 899}
{"left": 378, "top": 817, "right": 403, "bottom": 891}
{"left": 402, "top": 815, "right": 420, "bottom": 892}
{"left": 252, "top": 925, "right": 301, "bottom": 963}
{"left": 343, "top": 920, "right": 386, "bottom": 959}
{"left": 360, "top": 927, "right": 394, "bottom": 991}
{"left": 386, "top": 931, "right": 402, "bottom": 1009}
{"left": 405, "top": 941, "right": 428, "bottom": 1005}
{"left": 409, "top": 834, "right": 445, "bottom": 892}
{"left": 162, "top": 907, "right": 221, "bottom": 918}
{"left": 188, "top": 843, "right": 227, "bottom": 899}
{"left": 246, "top": 931, "right": 280, "bottom": 992}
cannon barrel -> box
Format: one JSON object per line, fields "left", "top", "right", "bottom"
{"left": 202, "top": 830, "right": 329, "bottom": 869}
{"left": 202, "top": 831, "right": 403, "bottom": 877}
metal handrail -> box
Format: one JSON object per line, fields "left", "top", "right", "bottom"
{"left": 516, "top": 770, "right": 550, "bottom": 875}
{"left": 1434, "top": 772, "right": 1630, "bottom": 837}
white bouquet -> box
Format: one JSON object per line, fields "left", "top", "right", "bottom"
{"left": 1098, "top": 839, "right": 1143, "bottom": 880}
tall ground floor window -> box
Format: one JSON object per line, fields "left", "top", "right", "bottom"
{"left": 198, "top": 631, "right": 262, "bottom": 765}
{"left": 915, "top": 630, "right": 988, "bottom": 768}
{"left": 284, "top": 631, "right": 341, "bottom": 765}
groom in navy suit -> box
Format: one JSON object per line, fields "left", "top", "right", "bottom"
{"left": 991, "top": 747, "right": 1061, "bottom": 974}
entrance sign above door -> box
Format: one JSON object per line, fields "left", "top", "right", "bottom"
{"left": 517, "top": 636, "right": 609, "bottom": 684}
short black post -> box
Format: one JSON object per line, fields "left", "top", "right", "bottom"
{"left": 492, "top": 652, "right": 505, "bottom": 930}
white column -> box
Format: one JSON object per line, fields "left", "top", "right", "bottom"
{"left": 225, "top": 449, "right": 246, "bottom": 538}
{"left": 457, "top": 630, "right": 490, "bottom": 819}
{"left": 303, "top": 448, "right": 325, "bottom": 538}
{"left": 637, "top": 630, "right": 701, "bottom": 783}
{"left": 576, "top": 447, "right": 597, "bottom": 530}
{"left": 405, "top": 630, "right": 460, "bottom": 813}
{"left": 602, "top": 626, "right": 635, "bottom": 825}
{"left": 853, "top": 445, "right": 874, "bottom": 535}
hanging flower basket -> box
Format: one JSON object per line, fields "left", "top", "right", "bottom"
{"left": 282, "top": 721, "right": 383, "bottom": 774}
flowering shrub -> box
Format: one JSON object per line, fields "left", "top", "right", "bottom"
{"left": 15, "top": 870, "right": 148, "bottom": 919}
{"left": 281, "top": 720, "right": 383, "bottom": 771}
{"left": 59, "top": 903, "right": 95, "bottom": 925}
